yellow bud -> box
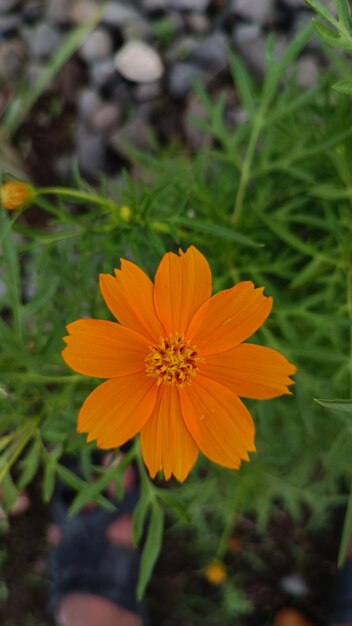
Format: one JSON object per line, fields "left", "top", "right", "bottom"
{"left": 119, "top": 205, "right": 133, "bottom": 223}
{"left": 0, "top": 181, "right": 35, "bottom": 211}
{"left": 204, "top": 560, "right": 227, "bottom": 586}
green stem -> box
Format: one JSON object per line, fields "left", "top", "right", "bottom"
{"left": 216, "top": 498, "right": 239, "bottom": 560}
{"left": 231, "top": 112, "right": 264, "bottom": 225}
{"left": 37, "top": 187, "right": 118, "bottom": 211}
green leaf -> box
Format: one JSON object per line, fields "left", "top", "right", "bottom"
{"left": 338, "top": 482, "right": 352, "bottom": 567}
{"left": 333, "top": 80, "right": 352, "bottom": 95}
{"left": 137, "top": 501, "right": 164, "bottom": 599}
{"left": 335, "top": 0, "right": 352, "bottom": 31}
{"left": 158, "top": 491, "right": 191, "bottom": 523}
{"left": 18, "top": 435, "right": 41, "bottom": 490}
{"left": 133, "top": 494, "right": 151, "bottom": 545}
{"left": 170, "top": 216, "right": 262, "bottom": 248}
{"left": 304, "top": 0, "right": 337, "bottom": 25}
{"left": 315, "top": 398, "right": 352, "bottom": 414}
{"left": 229, "top": 51, "right": 256, "bottom": 119}
{"left": 312, "top": 19, "right": 342, "bottom": 47}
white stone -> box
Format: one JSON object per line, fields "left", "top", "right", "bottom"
{"left": 114, "top": 41, "right": 164, "bottom": 83}
{"left": 280, "top": 574, "right": 309, "bottom": 597}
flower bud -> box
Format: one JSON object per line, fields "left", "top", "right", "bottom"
{"left": 204, "top": 560, "right": 227, "bottom": 585}
{"left": 0, "top": 181, "right": 35, "bottom": 211}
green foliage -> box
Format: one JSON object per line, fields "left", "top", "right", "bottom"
{"left": 1, "top": 4, "right": 352, "bottom": 618}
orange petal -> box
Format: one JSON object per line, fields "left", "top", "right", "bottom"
{"left": 153, "top": 246, "right": 212, "bottom": 336}
{"left": 62, "top": 319, "right": 150, "bottom": 378}
{"left": 201, "top": 343, "right": 296, "bottom": 399}
{"left": 99, "top": 259, "right": 165, "bottom": 342}
{"left": 141, "top": 386, "right": 198, "bottom": 482}
{"left": 77, "top": 373, "right": 157, "bottom": 448}
{"left": 179, "top": 376, "right": 255, "bottom": 469}
{"left": 188, "top": 281, "right": 272, "bottom": 355}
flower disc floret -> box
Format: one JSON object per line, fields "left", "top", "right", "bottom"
{"left": 145, "top": 335, "right": 203, "bottom": 387}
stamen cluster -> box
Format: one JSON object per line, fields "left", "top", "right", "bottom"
{"left": 145, "top": 334, "right": 202, "bottom": 387}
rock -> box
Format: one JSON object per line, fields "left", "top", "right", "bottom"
{"left": 280, "top": 574, "right": 309, "bottom": 597}
{"left": 0, "top": 39, "right": 26, "bottom": 79}
{"left": 165, "top": 36, "right": 198, "bottom": 64}
{"left": 53, "top": 153, "right": 75, "bottom": 181}
{"left": 0, "top": 13, "right": 21, "bottom": 35}
{"left": 103, "top": 1, "right": 140, "bottom": 27}
{"left": 90, "top": 102, "right": 122, "bottom": 132}
{"left": 233, "top": 0, "right": 274, "bottom": 24}
{"left": 141, "top": 0, "right": 168, "bottom": 12}
{"left": 23, "top": 1, "right": 44, "bottom": 23}
{"left": 80, "top": 28, "right": 113, "bottom": 63}
{"left": 232, "top": 23, "right": 266, "bottom": 75}
{"left": 169, "top": 0, "right": 209, "bottom": 10}
{"left": 0, "top": 0, "right": 19, "bottom": 13}
{"left": 191, "top": 33, "right": 228, "bottom": 71}
{"left": 114, "top": 41, "right": 164, "bottom": 83}
{"left": 183, "top": 93, "right": 211, "bottom": 150}
{"left": 76, "top": 123, "right": 107, "bottom": 178}
{"left": 184, "top": 13, "right": 209, "bottom": 33}
{"left": 123, "top": 16, "right": 153, "bottom": 40}
{"left": 110, "top": 116, "right": 154, "bottom": 158}
{"left": 45, "top": 0, "right": 71, "bottom": 23}
{"left": 89, "top": 58, "right": 116, "bottom": 90}
{"left": 69, "top": 0, "right": 98, "bottom": 23}
{"left": 77, "top": 88, "right": 102, "bottom": 123}
{"left": 168, "top": 62, "right": 205, "bottom": 98}
{"left": 297, "top": 55, "right": 318, "bottom": 88}
{"left": 133, "top": 81, "right": 162, "bottom": 101}
{"left": 24, "top": 22, "right": 62, "bottom": 59}
{"left": 25, "top": 60, "right": 44, "bottom": 84}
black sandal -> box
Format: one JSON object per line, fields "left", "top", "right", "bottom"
{"left": 49, "top": 458, "right": 148, "bottom": 625}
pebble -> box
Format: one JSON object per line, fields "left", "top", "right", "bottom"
{"left": 76, "top": 123, "right": 107, "bottom": 178}
{"left": 69, "top": 0, "right": 98, "bottom": 24}
{"left": 110, "top": 116, "right": 153, "bottom": 158}
{"left": 133, "top": 81, "right": 162, "bottom": 101}
{"left": 103, "top": 1, "right": 140, "bottom": 27}
{"left": 0, "top": 39, "right": 26, "bottom": 79}
{"left": 169, "top": 0, "right": 209, "bottom": 11}
{"left": 45, "top": 0, "right": 71, "bottom": 24}
{"left": 191, "top": 33, "right": 228, "bottom": 71}
{"left": 89, "top": 58, "right": 116, "bottom": 90}
{"left": 280, "top": 573, "right": 309, "bottom": 597}
{"left": 24, "top": 22, "right": 62, "bottom": 59}
{"left": 165, "top": 36, "right": 198, "bottom": 64}
{"left": 80, "top": 28, "right": 113, "bottom": 63}
{"left": 233, "top": 0, "right": 275, "bottom": 24}
{"left": 168, "top": 62, "right": 205, "bottom": 98}
{"left": 77, "top": 87, "right": 102, "bottom": 123}
{"left": 90, "top": 102, "right": 122, "bottom": 133}
{"left": 114, "top": 41, "right": 164, "bottom": 83}
{"left": 0, "top": 0, "right": 19, "bottom": 13}
{"left": 0, "top": 13, "right": 22, "bottom": 35}
{"left": 123, "top": 16, "right": 153, "bottom": 41}
{"left": 232, "top": 23, "right": 266, "bottom": 76}
{"left": 184, "top": 13, "right": 209, "bottom": 33}
{"left": 183, "top": 93, "right": 211, "bottom": 149}
{"left": 297, "top": 55, "right": 319, "bottom": 88}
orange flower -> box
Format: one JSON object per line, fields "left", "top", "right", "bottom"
{"left": 0, "top": 181, "right": 35, "bottom": 210}
{"left": 62, "top": 246, "right": 296, "bottom": 482}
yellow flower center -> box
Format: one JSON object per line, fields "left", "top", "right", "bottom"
{"left": 145, "top": 335, "right": 202, "bottom": 387}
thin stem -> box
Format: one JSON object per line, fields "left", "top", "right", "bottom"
{"left": 231, "top": 112, "right": 264, "bottom": 225}
{"left": 37, "top": 187, "right": 118, "bottom": 211}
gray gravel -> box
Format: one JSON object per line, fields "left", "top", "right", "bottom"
{"left": 0, "top": 0, "right": 323, "bottom": 181}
